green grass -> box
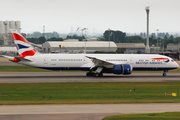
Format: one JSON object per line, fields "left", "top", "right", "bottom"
{"left": 0, "top": 82, "right": 179, "bottom": 105}
{"left": 0, "top": 66, "right": 179, "bottom": 73}
{"left": 102, "top": 112, "right": 180, "bottom": 120}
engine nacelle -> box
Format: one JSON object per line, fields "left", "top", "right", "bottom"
{"left": 113, "top": 64, "right": 132, "bottom": 75}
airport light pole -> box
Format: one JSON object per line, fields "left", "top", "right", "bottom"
{"left": 156, "top": 29, "right": 159, "bottom": 52}
{"left": 109, "top": 29, "right": 111, "bottom": 51}
{"left": 43, "top": 26, "right": 45, "bottom": 38}
{"left": 145, "top": 6, "right": 150, "bottom": 53}
{"left": 109, "top": 32, "right": 113, "bottom": 52}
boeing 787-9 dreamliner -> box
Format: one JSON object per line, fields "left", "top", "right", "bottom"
{"left": 2, "top": 29, "right": 179, "bottom": 77}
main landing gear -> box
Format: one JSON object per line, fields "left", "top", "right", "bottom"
{"left": 162, "top": 70, "right": 168, "bottom": 76}
{"left": 86, "top": 66, "right": 104, "bottom": 77}
{"left": 86, "top": 72, "right": 103, "bottom": 77}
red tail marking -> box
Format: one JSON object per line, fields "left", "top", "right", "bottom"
{"left": 14, "top": 58, "right": 21, "bottom": 63}
{"left": 11, "top": 33, "right": 29, "bottom": 43}
{"left": 19, "top": 49, "right": 36, "bottom": 58}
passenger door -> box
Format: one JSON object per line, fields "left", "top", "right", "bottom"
{"left": 44, "top": 57, "right": 48, "bottom": 67}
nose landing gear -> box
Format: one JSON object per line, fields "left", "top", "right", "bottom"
{"left": 163, "top": 72, "right": 166, "bottom": 76}
{"left": 163, "top": 70, "right": 168, "bottom": 76}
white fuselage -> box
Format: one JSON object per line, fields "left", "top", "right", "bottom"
{"left": 18, "top": 54, "right": 179, "bottom": 71}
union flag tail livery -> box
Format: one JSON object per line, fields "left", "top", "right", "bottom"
{"left": 10, "top": 29, "right": 37, "bottom": 58}
{"left": 1, "top": 29, "right": 179, "bottom": 77}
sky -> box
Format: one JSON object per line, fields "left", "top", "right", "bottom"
{"left": 1, "top": 0, "right": 180, "bottom": 34}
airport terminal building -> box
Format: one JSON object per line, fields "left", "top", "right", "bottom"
{"left": 116, "top": 43, "right": 146, "bottom": 54}
{"left": 42, "top": 41, "right": 117, "bottom": 53}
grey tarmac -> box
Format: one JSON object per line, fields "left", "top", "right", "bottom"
{"left": 0, "top": 72, "right": 179, "bottom": 83}
{"left": 0, "top": 103, "right": 180, "bottom": 120}
{"left": 0, "top": 72, "right": 180, "bottom": 120}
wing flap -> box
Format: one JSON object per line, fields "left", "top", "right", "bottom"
{"left": 85, "top": 55, "right": 115, "bottom": 69}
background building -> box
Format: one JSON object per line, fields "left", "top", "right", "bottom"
{"left": 166, "top": 44, "right": 180, "bottom": 52}
{"left": 42, "top": 41, "right": 117, "bottom": 53}
{"left": 150, "top": 46, "right": 161, "bottom": 53}
{"left": 116, "top": 43, "right": 146, "bottom": 54}
{"left": 0, "top": 20, "right": 21, "bottom": 46}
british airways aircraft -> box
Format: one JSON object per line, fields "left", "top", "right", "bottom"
{"left": 2, "top": 29, "right": 179, "bottom": 77}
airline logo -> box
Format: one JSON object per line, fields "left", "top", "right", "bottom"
{"left": 152, "top": 58, "right": 169, "bottom": 63}
{"left": 136, "top": 57, "right": 170, "bottom": 65}
{"left": 11, "top": 32, "right": 36, "bottom": 58}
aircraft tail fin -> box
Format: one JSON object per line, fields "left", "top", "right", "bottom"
{"left": 10, "top": 29, "right": 38, "bottom": 58}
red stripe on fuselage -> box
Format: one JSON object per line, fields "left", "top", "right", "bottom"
{"left": 11, "top": 33, "right": 29, "bottom": 43}
{"left": 19, "top": 49, "right": 36, "bottom": 58}
{"left": 152, "top": 58, "right": 169, "bottom": 60}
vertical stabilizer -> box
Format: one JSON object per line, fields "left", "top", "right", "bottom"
{"left": 10, "top": 29, "right": 38, "bottom": 58}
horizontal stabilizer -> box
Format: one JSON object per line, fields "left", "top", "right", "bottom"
{"left": 1, "top": 55, "right": 32, "bottom": 63}
{"left": 1, "top": 55, "right": 14, "bottom": 59}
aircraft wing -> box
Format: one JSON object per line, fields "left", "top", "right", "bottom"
{"left": 85, "top": 55, "right": 115, "bottom": 69}
{"left": 1, "top": 55, "right": 32, "bottom": 62}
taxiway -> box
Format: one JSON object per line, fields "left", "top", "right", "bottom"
{"left": 0, "top": 72, "right": 179, "bottom": 83}
{"left": 0, "top": 103, "right": 180, "bottom": 120}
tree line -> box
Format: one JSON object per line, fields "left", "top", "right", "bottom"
{"left": 27, "top": 37, "right": 63, "bottom": 44}
{"left": 101, "top": 30, "right": 180, "bottom": 49}
{"left": 26, "top": 31, "right": 60, "bottom": 39}
{"left": 25, "top": 30, "right": 180, "bottom": 48}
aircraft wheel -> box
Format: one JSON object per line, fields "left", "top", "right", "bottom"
{"left": 98, "top": 73, "right": 103, "bottom": 77}
{"left": 86, "top": 72, "right": 91, "bottom": 76}
{"left": 163, "top": 73, "right": 166, "bottom": 76}
{"left": 95, "top": 73, "right": 98, "bottom": 77}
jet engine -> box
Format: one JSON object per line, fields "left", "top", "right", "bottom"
{"left": 113, "top": 64, "right": 132, "bottom": 75}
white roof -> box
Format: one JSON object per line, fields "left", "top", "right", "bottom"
{"left": 0, "top": 47, "right": 17, "bottom": 52}
{"left": 116, "top": 43, "right": 145, "bottom": 48}
{"left": 63, "top": 39, "right": 79, "bottom": 42}
{"left": 44, "top": 41, "right": 117, "bottom": 48}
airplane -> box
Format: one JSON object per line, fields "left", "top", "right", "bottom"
{"left": 2, "top": 29, "right": 179, "bottom": 77}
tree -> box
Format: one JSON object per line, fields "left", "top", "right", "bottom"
{"left": 164, "top": 35, "right": 168, "bottom": 40}
{"left": 32, "top": 32, "right": 42, "bottom": 38}
{"left": 150, "top": 33, "right": 156, "bottom": 40}
{"left": 98, "top": 37, "right": 105, "bottom": 41}
{"left": 27, "top": 38, "right": 38, "bottom": 44}
{"left": 52, "top": 31, "right": 59, "bottom": 38}
{"left": 103, "top": 30, "right": 126, "bottom": 43}
{"left": 47, "top": 37, "right": 63, "bottom": 41}
{"left": 114, "top": 31, "right": 126, "bottom": 43}
{"left": 140, "top": 32, "right": 143, "bottom": 38}
{"left": 116, "top": 50, "right": 124, "bottom": 54}
{"left": 165, "top": 33, "right": 170, "bottom": 38}
{"left": 169, "top": 35, "right": 174, "bottom": 40}
{"left": 125, "top": 36, "right": 144, "bottom": 43}
{"left": 137, "top": 50, "right": 141, "bottom": 54}
{"left": 37, "top": 36, "right": 46, "bottom": 44}
{"left": 175, "top": 37, "right": 180, "bottom": 44}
